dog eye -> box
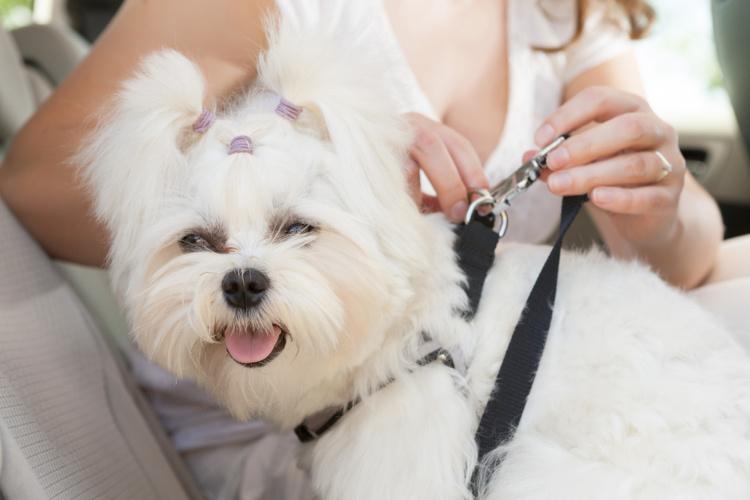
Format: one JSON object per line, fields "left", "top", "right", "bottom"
{"left": 284, "top": 222, "right": 313, "bottom": 236}
{"left": 179, "top": 233, "right": 212, "bottom": 252}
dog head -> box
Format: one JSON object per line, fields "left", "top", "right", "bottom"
{"left": 79, "top": 13, "right": 443, "bottom": 425}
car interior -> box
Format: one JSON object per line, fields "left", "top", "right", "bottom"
{"left": 0, "top": 1, "right": 748, "bottom": 499}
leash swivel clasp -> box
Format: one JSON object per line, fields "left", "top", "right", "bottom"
{"left": 464, "top": 134, "right": 568, "bottom": 237}
{"left": 465, "top": 189, "right": 509, "bottom": 238}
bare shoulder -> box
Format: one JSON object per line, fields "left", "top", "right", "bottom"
{"left": 0, "top": 0, "right": 277, "bottom": 265}
{"left": 7, "top": 0, "right": 276, "bottom": 166}
{"left": 27, "top": 0, "right": 275, "bottom": 135}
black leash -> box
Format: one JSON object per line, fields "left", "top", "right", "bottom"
{"left": 462, "top": 194, "right": 587, "bottom": 493}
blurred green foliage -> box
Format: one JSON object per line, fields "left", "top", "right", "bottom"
{"left": 0, "top": 0, "right": 32, "bottom": 24}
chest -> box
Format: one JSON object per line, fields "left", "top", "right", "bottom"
{"left": 383, "top": 0, "right": 509, "bottom": 162}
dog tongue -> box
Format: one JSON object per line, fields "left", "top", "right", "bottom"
{"left": 225, "top": 325, "right": 281, "bottom": 364}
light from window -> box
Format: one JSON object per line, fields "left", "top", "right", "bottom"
{"left": 0, "top": 0, "right": 32, "bottom": 28}
{"left": 635, "top": 0, "right": 733, "bottom": 129}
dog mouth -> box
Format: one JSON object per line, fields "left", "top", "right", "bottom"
{"left": 220, "top": 324, "right": 288, "bottom": 368}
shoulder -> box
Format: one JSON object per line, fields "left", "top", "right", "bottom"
{"left": 515, "top": 0, "right": 632, "bottom": 82}
{"left": 514, "top": 0, "right": 579, "bottom": 49}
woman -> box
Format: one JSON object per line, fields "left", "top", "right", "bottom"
{"left": 0, "top": 0, "right": 745, "bottom": 498}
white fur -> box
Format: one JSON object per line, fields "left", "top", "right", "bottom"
{"left": 80, "top": 3, "right": 750, "bottom": 499}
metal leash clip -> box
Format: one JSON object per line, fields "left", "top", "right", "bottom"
{"left": 465, "top": 135, "right": 569, "bottom": 238}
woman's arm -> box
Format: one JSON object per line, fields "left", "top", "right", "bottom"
{"left": 0, "top": 0, "right": 274, "bottom": 266}
{"left": 537, "top": 51, "right": 723, "bottom": 289}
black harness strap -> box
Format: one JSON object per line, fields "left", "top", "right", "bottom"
{"left": 453, "top": 213, "right": 501, "bottom": 319}
{"left": 471, "top": 194, "right": 587, "bottom": 483}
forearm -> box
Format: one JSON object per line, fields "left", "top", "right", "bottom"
{"left": 0, "top": 130, "right": 108, "bottom": 265}
{"left": 0, "top": 0, "right": 273, "bottom": 266}
{"left": 590, "top": 179, "right": 723, "bottom": 289}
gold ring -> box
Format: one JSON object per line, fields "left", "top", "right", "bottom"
{"left": 655, "top": 151, "right": 672, "bottom": 181}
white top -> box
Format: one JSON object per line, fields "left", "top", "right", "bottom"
{"left": 375, "top": 0, "right": 631, "bottom": 242}
{"left": 136, "top": 1, "right": 632, "bottom": 497}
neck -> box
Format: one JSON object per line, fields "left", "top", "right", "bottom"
{"left": 316, "top": 214, "right": 471, "bottom": 411}
{"left": 271, "top": 208, "right": 473, "bottom": 433}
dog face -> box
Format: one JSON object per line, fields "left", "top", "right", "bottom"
{"left": 80, "top": 34, "right": 432, "bottom": 425}
{"left": 132, "top": 106, "right": 399, "bottom": 424}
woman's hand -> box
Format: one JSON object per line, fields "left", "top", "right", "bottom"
{"left": 534, "top": 86, "right": 687, "bottom": 246}
{"left": 403, "top": 113, "right": 489, "bottom": 223}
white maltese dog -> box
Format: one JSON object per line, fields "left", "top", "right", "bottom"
{"left": 80, "top": 3, "right": 750, "bottom": 499}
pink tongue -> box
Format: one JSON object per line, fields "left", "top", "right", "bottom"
{"left": 225, "top": 325, "right": 281, "bottom": 364}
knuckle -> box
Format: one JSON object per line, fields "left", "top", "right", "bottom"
{"left": 621, "top": 114, "right": 647, "bottom": 142}
{"left": 651, "top": 118, "right": 669, "bottom": 144}
{"left": 650, "top": 190, "right": 673, "bottom": 211}
{"left": 452, "top": 132, "right": 473, "bottom": 152}
{"left": 619, "top": 190, "right": 636, "bottom": 212}
{"left": 439, "top": 184, "right": 467, "bottom": 206}
{"left": 570, "top": 135, "right": 593, "bottom": 159}
{"left": 624, "top": 154, "right": 649, "bottom": 179}
{"left": 583, "top": 85, "right": 606, "bottom": 102}
{"left": 586, "top": 86, "right": 612, "bottom": 110}
{"left": 402, "top": 157, "right": 419, "bottom": 177}
{"left": 414, "top": 128, "right": 441, "bottom": 151}
{"left": 632, "top": 93, "right": 649, "bottom": 110}
{"left": 664, "top": 122, "right": 679, "bottom": 144}
{"left": 570, "top": 173, "right": 588, "bottom": 193}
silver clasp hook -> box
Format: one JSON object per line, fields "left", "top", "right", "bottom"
{"left": 464, "top": 189, "right": 509, "bottom": 238}
{"left": 463, "top": 135, "right": 568, "bottom": 238}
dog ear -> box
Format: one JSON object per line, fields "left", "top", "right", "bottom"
{"left": 256, "top": 4, "right": 415, "bottom": 217}
{"left": 78, "top": 49, "right": 207, "bottom": 239}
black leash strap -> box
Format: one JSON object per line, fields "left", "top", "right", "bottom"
{"left": 472, "top": 194, "right": 587, "bottom": 474}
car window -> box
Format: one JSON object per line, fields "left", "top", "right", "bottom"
{"left": 0, "top": 0, "right": 32, "bottom": 28}
{"left": 635, "top": 0, "right": 733, "bottom": 127}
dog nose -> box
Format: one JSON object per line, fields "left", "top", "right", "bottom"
{"left": 222, "top": 268, "right": 270, "bottom": 310}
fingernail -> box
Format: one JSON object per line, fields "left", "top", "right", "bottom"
{"left": 535, "top": 124, "right": 555, "bottom": 146}
{"left": 548, "top": 172, "right": 572, "bottom": 193}
{"left": 450, "top": 201, "right": 468, "bottom": 223}
{"left": 547, "top": 147, "right": 570, "bottom": 170}
{"left": 594, "top": 188, "right": 615, "bottom": 204}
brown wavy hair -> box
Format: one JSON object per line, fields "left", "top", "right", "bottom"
{"left": 539, "top": 0, "right": 656, "bottom": 52}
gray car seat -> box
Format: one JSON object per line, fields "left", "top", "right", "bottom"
{"left": 0, "top": 22, "right": 203, "bottom": 500}
{"left": 0, "top": 200, "right": 200, "bottom": 500}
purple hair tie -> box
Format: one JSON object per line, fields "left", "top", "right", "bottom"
{"left": 228, "top": 135, "right": 254, "bottom": 155}
{"left": 193, "top": 109, "right": 215, "bottom": 134}
{"left": 275, "top": 97, "right": 302, "bottom": 121}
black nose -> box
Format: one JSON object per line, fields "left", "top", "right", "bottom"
{"left": 222, "top": 268, "right": 270, "bottom": 310}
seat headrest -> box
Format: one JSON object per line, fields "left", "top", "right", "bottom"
{"left": 0, "top": 25, "right": 36, "bottom": 140}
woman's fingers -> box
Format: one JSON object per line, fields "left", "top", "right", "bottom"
{"left": 403, "top": 155, "right": 422, "bottom": 204}
{"left": 522, "top": 149, "right": 538, "bottom": 163}
{"left": 437, "top": 126, "right": 487, "bottom": 192}
{"left": 535, "top": 86, "right": 648, "bottom": 146}
{"left": 589, "top": 185, "right": 677, "bottom": 215}
{"left": 545, "top": 112, "right": 670, "bottom": 171}
{"left": 420, "top": 194, "right": 441, "bottom": 213}
{"left": 546, "top": 151, "right": 675, "bottom": 196}
{"left": 406, "top": 113, "right": 487, "bottom": 222}
{"left": 410, "top": 127, "right": 468, "bottom": 221}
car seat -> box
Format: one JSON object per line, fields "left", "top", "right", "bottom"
{"left": 0, "top": 22, "right": 203, "bottom": 500}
